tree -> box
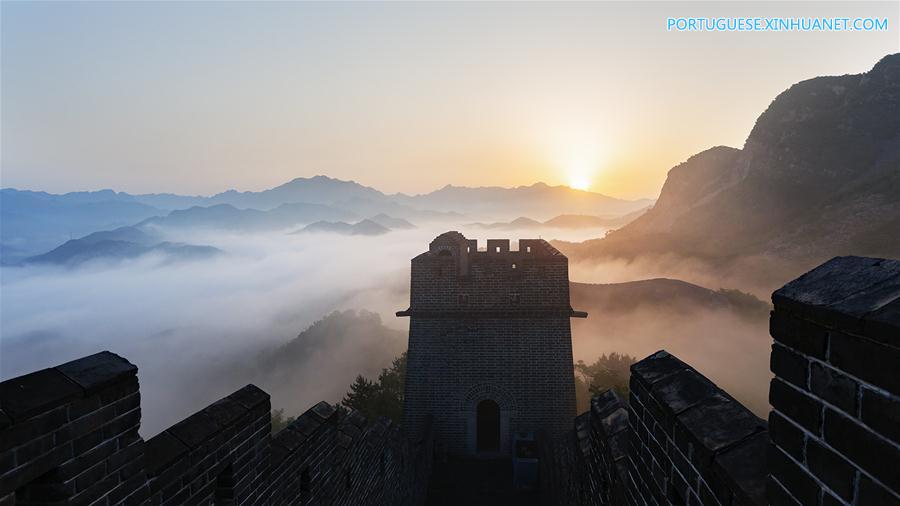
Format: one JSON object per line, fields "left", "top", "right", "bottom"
{"left": 342, "top": 375, "right": 380, "bottom": 416}
{"left": 341, "top": 352, "right": 406, "bottom": 422}
{"left": 574, "top": 352, "right": 637, "bottom": 413}
{"left": 270, "top": 408, "right": 296, "bottom": 434}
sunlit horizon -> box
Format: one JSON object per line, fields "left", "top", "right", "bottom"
{"left": 2, "top": 1, "right": 897, "bottom": 200}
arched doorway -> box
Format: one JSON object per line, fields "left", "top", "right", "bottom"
{"left": 476, "top": 399, "right": 500, "bottom": 453}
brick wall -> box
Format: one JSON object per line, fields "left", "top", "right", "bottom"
{"left": 0, "top": 351, "right": 143, "bottom": 505}
{"left": 768, "top": 256, "right": 900, "bottom": 506}
{"left": 546, "top": 351, "right": 768, "bottom": 506}
{"left": 0, "top": 353, "right": 433, "bottom": 506}
{"left": 628, "top": 351, "right": 768, "bottom": 506}
{"left": 543, "top": 255, "right": 899, "bottom": 506}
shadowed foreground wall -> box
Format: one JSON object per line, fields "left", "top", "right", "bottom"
{"left": 0, "top": 354, "right": 433, "bottom": 505}
{"left": 544, "top": 256, "right": 900, "bottom": 506}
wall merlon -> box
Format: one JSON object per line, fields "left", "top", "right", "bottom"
{"left": 773, "top": 255, "right": 900, "bottom": 341}
{"left": 55, "top": 351, "right": 138, "bottom": 396}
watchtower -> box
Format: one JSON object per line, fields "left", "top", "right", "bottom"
{"left": 398, "top": 231, "right": 585, "bottom": 457}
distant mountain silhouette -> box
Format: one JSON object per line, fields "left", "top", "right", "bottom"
{"left": 207, "top": 175, "right": 388, "bottom": 211}
{"left": 24, "top": 225, "right": 221, "bottom": 266}
{"left": 139, "top": 202, "right": 357, "bottom": 232}
{"left": 368, "top": 213, "right": 416, "bottom": 229}
{"left": 0, "top": 189, "right": 167, "bottom": 263}
{"left": 467, "top": 209, "right": 648, "bottom": 231}
{"left": 394, "top": 182, "right": 652, "bottom": 222}
{"left": 293, "top": 219, "right": 390, "bottom": 236}
{"left": 558, "top": 53, "right": 900, "bottom": 290}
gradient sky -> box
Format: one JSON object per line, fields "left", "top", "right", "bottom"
{"left": 2, "top": 1, "right": 898, "bottom": 199}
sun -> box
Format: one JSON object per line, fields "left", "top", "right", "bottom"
{"left": 560, "top": 144, "right": 601, "bottom": 191}
{"left": 568, "top": 173, "right": 592, "bottom": 191}
{"left": 566, "top": 160, "right": 595, "bottom": 191}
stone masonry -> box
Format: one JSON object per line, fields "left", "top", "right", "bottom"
{"left": 0, "top": 353, "right": 433, "bottom": 505}
{"left": 399, "top": 232, "right": 586, "bottom": 458}
{"left": 543, "top": 256, "right": 899, "bottom": 506}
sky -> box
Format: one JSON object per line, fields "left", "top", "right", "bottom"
{"left": 2, "top": 1, "right": 898, "bottom": 200}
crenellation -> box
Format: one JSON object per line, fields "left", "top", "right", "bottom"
{"left": 0, "top": 357, "right": 432, "bottom": 506}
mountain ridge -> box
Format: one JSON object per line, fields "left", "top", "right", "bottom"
{"left": 558, "top": 53, "right": 900, "bottom": 292}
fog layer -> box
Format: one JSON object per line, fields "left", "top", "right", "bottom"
{"left": 1, "top": 223, "right": 771, "bottom": 434}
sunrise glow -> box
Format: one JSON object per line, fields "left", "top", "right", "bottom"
{"left": 568, "top": 172, "right": 592, "bottom": 191}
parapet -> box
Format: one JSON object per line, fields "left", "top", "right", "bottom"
{"left": 542, "top": 255, "right": 900, "bottom": 506}
{"left": 769, "top": 256, "right": 900, "bottom": 505}
{"left": 402, "top": 231, "right": 585, "bottom": 318}
{"left": 0, "top": 352, "right": 434, "bottom": 505}
{"left": 427, "top": 231, "right": 563, "bottom": 258}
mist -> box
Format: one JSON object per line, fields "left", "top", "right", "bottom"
{"left": 1, "top": 227, "right": 426, "bottom": 434}
{"left": 0, "top": 222, "right": 772, "bottom": 436}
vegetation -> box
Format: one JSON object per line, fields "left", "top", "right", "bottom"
{"left": 341, "top": 352, "right": 406, "bottom": 422}
{"left": 574, "top": 352, "right": 637, "bottom": 414}
{"left": 270, "top": 408, "right": 296, "bottom": 434}
{"left": 716, "top": 288, "right": 771, "bottom": 321}
{"left": 273, "top": 349, "right": 636, "bottom": 429}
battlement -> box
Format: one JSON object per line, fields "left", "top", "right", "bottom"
{"left": 400, "top": 231, "right": 585, "bottom": 317}
{"left": 544, "top": 256, "right": 900, "bottom": 506}
{"left": 427, "top": 231, "right": 563, "bottom": 258}
{"left": 0, "top": 354, "right": 433, "bottom": 505}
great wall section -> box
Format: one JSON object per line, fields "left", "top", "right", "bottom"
{"left": 1, "top": 234, "right": 898, "bottom": 506}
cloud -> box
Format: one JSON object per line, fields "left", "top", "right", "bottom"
{"left": 1, "top": 223, "right": 770, "bottom": 436}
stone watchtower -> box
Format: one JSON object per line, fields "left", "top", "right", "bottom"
{"left": 398, "top": 231, "right": 586, "bottom": 457}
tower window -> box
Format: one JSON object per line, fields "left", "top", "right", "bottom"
{"left": 495, "top": 246, "right": 501, "bottom": 253}
{"left": 526, "top": 246, "right": 532, "bottom": 253}
{"left": 511, "top": 263, "right": 517, "bottom": 269}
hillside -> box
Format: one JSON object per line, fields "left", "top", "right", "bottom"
{"left": 570, "top": 279, "right": 769, "bottom": 322}
{"left": 559, "top": 54, "right": 900, "bottom": 292}
{"left": 294, "top": 219, "right": 391, "bottom": 236}
{"left": 568, "top": 278, "right": 772, "bottom": 415}
{"left": 23, "top": 226, "right": 221, "bottom": 266}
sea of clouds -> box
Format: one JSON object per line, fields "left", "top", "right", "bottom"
{"left": 1, "top": 224, "right": 617, "bottom": 435}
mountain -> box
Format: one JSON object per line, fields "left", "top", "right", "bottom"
{"left": 294, "top": 219, "right": 390, "bottom": 236}
{"left": 368, "top": 213, "right": 416, "bottom": 229}
{"left": 232, "top": 310, "right": 406, "bottom": 418}
{"left": 24, "top": 226, "right": 221, "bottom": 266}
{"left": 0, "top": 189, "right": 167, "bottom": 263}
{"left": 467, "top": 209, "right": 648, "bottom": 231}
{"left": 467, "top": 217, "right": 543, "bottom": 230}
{"left": 139, "top": 203, "right": 357, "bottom": 232}
{"left": 558, "top": 54, "right": 900, "bottom": 291}
{"left": 545, "top": 209, "right": 649, "bottom": 229}
{"left": 570, "top": 279, "right": 769, "bottom": 322}
{"left": 395, "top": 182, "right": 652, "bottom": 222}
{"left": 207, "top": 175, "right": 389, "bottom": 211}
